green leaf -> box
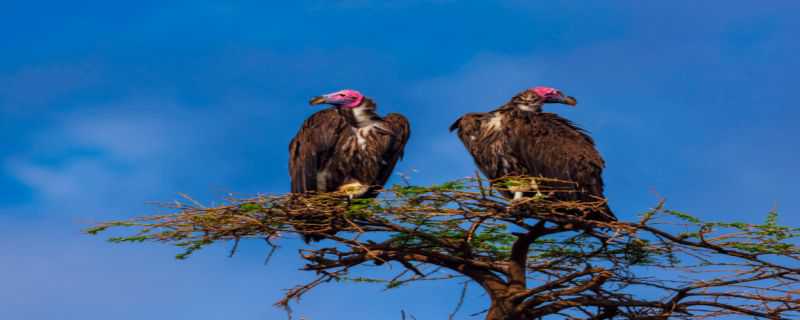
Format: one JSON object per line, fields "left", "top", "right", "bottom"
{"left": 666, "top": 210, "right": 701, "bottom": 223}
{"left": 85, "top": 225, "right": 109, "bottom": 235}
{"left": 239, "top": 203, "right": 263, "bottom": 212}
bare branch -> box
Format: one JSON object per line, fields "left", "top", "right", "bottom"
{"left": 87, "top": 177, "right": 800, "bottom": 320}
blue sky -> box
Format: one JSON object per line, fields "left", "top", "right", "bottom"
{"left": 2, "top": 1, "right": 799, "bottom": 319}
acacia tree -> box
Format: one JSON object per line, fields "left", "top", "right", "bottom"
{"left": 88, "top": 177, "right": 800, "bottom": 319}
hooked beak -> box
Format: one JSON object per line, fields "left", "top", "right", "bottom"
{"left": 561, "top": 96, "right": 577, "bottom": 106}
{"left": 553, "top": 95, "right": 577, "bottom": 106}
{"left": 309, "top": 96, "right": 327, "bottom": 106}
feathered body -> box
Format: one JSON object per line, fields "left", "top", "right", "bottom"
{"left": 289, "top": 98, "right": 410, "bottom": 198}
{"left": 450, "top": 88, "right": 614, "bottom": 221}
{"left": 289, "top": 91, "right": 410, "bottom": 242}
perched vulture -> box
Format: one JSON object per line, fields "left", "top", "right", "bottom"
{"left": 449, "top": 87, "right": 615, "bottom": 221}
{"left": 289, "top": 89, "right": 410, "bottom": 241}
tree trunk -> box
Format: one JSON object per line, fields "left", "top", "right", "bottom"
{"left": 486, "top": 299, "right": 519, "bottom": 320}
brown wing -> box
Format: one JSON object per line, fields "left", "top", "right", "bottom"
{"left": 452, "top": 110, "right": 613, "bottom": 220}
{"left": 515, "top": 113, "right": 606, "bottom": 198}
{"left": 450, "top": 112, "right": 519, "bottom": 180}
{"left": 514, "top": 113, "right": 613, "bottom": 220}
{"left": 374, "top": 113, "right": 411, "bottom": 187}
{"left": 288, "top": 108, "right": 348, "bottom": 193}
{"left": 449, "top": 112, "right": 486, "bottom": 155}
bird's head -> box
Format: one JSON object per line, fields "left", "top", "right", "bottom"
{"left": 513, "top": 86, "right": 577, "bottom": 111}
{"left": 309, "top": 89, "right": 365, "bottom": 109}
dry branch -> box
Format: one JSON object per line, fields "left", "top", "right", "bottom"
{"left": 87, "top": 177, "right": 800, "bottom": 319}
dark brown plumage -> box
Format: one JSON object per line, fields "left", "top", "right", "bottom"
{"left": 450, "top": 87, "right": 614, "bottom": 221}
{"left": 289, "top": 91, "right": 410, "bottom": 241}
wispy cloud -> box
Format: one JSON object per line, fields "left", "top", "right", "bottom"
{"left": 2, "top": 2, "right": 800, "bottom": 319}
{"left": 0, "top": 216, "right": 304, "bottom": 320}
{"left": 411, "top": 53, "right": 542, "bottom": 113}
{"left": 3, "top": 97, "right": 258, "bottom": 216}
{"left": 0, "top": 62, "right": 104, "bottom": 114}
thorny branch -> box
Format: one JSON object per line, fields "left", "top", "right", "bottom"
{"left": 88, "top": 177, "right": 800, "bottom": 319}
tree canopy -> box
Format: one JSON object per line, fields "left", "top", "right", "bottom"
{"left": 88, "top": 176, "right": 800, "bottom": 319}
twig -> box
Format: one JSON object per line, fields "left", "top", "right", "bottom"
{"left": 449, "top": 281, "right": 469, "bottom": 320}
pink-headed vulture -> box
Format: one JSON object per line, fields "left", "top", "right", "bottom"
{"left": 289, "top": 89, "right": 410, "bottom": 241}
{"left": 450, "top": 87, "right": 614, "bottom": 222}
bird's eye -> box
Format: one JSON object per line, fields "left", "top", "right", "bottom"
{"left": 338, "top": 94, "right": 346, "bottom": 97}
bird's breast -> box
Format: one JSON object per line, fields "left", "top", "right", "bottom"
{"left": 484, "top": 113, "right": 505, "bottom": 132}
{"left": 354, "top": 125, "right": 375, "bottom": 149}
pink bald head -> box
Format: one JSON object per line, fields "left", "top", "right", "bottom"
{"left": 528, "top": 86, "right": 577, "bottom": 106}
{"left": 530, "top": 86, "right": 561, "bottom": 98}
{"left": 309, "top": 89, "right": 365, "bottom": 109}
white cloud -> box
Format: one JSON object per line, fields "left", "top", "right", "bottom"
{"left": 410, "top": 53, "right": 543, "bottom": 115}
{"left": 2, "top": 98, "right": 254, "bottom": 216}
{"left": 61, "top": 113, "right": 174, "bottom": 159}
{"left": 0, "top": 218, "right": 304, "bottom": 320}
{"left": 0, "top": 62, "right": 103, "bottom": 113}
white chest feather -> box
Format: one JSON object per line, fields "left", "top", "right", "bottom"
{"left": 352, "top": 107, "right": 374, "bottom": 126}
{"left": 354, "top": 125, "right": 375, "bottom": 149}
{"left": 484, "top": 113, "right": 504, "bottom": 131}
{"left": 517, "top": 104, "right": 534, "bottom": 112}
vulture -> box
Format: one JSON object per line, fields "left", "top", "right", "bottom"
{"left": 289, "top": 89, "right": 410, "bottom": 241}
{"left": 449, "top": 87, "right": 615, "bottom": 222}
